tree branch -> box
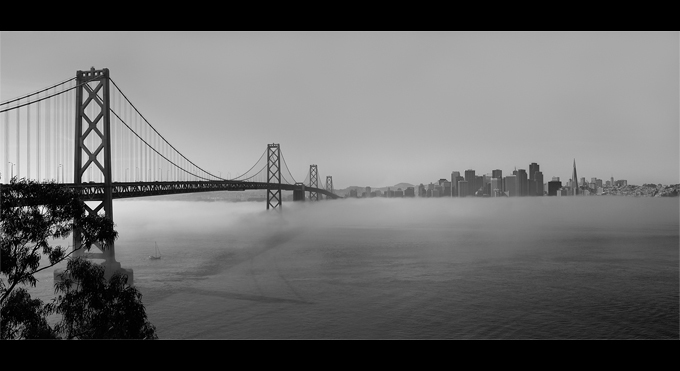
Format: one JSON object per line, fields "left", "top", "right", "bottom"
{"left": 31, "top": 245, "right": 85, "bottom": 276}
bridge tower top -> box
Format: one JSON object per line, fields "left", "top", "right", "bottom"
{"left": 77, "top": 67, "right": 109, "bottom": 79}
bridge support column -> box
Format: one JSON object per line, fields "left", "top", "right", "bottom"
{"left": 266, "top": 143, "right": 282, "bottom": 210}
{"left": 55, "top": 67, "right": 132, "bottom": 284}
{"left": 293, "top": 182, "right": 305, "bottom": 201}
{"left": 308, "top": 165, "right": 319, "bottom": 201}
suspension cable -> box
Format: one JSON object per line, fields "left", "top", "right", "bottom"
{"left": 237, "top": 163, "right": 267, "bottom": 182}
{"left": 280, "top": 150, "right": 297, "bottom": 184}
{"left": 2, "top": 74, "right": 272, "bottom": 184}
{"left": 230, "top": 148, "right": 266, "bottom": 180}
{"left": 0, "top": 76, "right": 99, "bottom": 114}
{"left": 109, "top": 78, "right": 222, "bottom": 181}
{"left": 110, "top": 109, "right": 211, "bottom": 181}
{"left": 281, "top": 173, "right": 293, "bottom": 185}
{"left": 0, "top": 77, "right": 77, "bottom": 107}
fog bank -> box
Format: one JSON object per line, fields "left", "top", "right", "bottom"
{"left": 113, "top": 197, "right": 678, "bottom": 244}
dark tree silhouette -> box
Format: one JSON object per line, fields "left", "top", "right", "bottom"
{"left": 47, "top": 257, "right": 157, "bottom": 339}
{"left": 1, "top": 178, "right": 156, "bottom": 339}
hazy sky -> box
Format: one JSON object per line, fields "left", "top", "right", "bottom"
{"left": 1, "top": 31, "right": 678, "bottom": 187}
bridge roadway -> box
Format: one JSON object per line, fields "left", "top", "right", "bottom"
{"left": 62, "top": 180, "right": 340, "bottom": 201}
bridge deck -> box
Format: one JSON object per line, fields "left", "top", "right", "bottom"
{"left": 51, "top": 181, "right": 339, "bottom": 201}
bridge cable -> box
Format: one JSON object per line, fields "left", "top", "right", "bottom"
{"left": 2, "top": 75, "right": 268, "bottom": 184}
{"left": 281, "top": 174, "right": 294, "bottom": 185}
{"left": 236, "top": 163, "right": 267, "bottom": 182}
{"left": 109, "top": 78, "right": 223, "bottom": 181}
{"left": 230, "top": 148, "right": 266, "bottom": 180}
{"left": 279, "top": 150, "right": 298, "bottom": 184}
{"left": 109, "top": 109, "right": 212, "bottom": 181}
{"left": 0, "top": 76, "right": 99, "bottom": 114}
{"left": 0, "top": 77, "right": 77, "bottom": 107}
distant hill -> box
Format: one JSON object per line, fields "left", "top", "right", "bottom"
{"left": 335, "top": 183, "right": 415, "bottom": 195}
{"left": 391, "top": 183, "right": 415, "bottom": 190}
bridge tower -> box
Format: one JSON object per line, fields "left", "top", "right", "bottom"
{"left": 326, "top": 176, "right": 333, "bottom": 200}
{"left": 266, "top": 143, "right": 282, "bottom": 210}
{"left": 66, "top": 67, "right": 131, "bottom": 281}
{"left": 308, "top": 164, "right": 319, "bottom": 201}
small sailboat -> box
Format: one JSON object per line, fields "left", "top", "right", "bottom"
{"left": 148, "top": 242, "right": 161, "bottom": 260}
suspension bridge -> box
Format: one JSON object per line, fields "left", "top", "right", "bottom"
{"left": 1, "top": 67, "right": 341, "bottom": 282}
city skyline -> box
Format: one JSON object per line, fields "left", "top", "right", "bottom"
{"left": 1, "top": 32, "right": 678, "bottom": 187}
{"left": 341, "top": 158, "right": 657, "bottom": 191}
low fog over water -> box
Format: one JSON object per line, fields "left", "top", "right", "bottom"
{"left": 35, "top": 196, "right": 680, "bottom": 339}
{"left": 117, "top": 195, "right": 678, "bottom": 238}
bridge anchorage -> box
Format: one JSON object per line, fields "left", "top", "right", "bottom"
{"left": 293, "top": 182, "right": 306, "bottom": 202}
{"left": 0, "top": 67, "right": 342, "bottom": 284}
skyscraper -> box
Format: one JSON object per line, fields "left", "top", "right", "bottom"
{"left": 451, "top": 171, "right": 460, "bottom": 196}
{"left": 534, "top": 171, "right": 543, "bottom": 196}
{"left": 458, "top": 180, "right": 468, "bottom": 197}
{"left": 437, "top": 178, "right": 447, "bottom": 197}
{"left": 453, "top": 175, "right": 467, "bottom": 197}
{"left": 482, "top": 174, "right": 493, "bottom": 196}
{"left": 529, "top": 163, "right": 539, "bottom": 196}
{"left": 529, "top": 163, "right": 539, "bottom": 179}
{"left": 504, "top": 175, "right": 517, "bottom": 197}
{"left": 515, "top": 169, "right": 528, "bottom": 196}
{"left": 548, "top": 179, "right": 562, "bottom": 196}
{"left": 442, "top": 180, "right": 452, "bottom": 197}
{"left": 490, "top": 177, "right": 502, "bottom": 197}
{"left": 465, "top": 169, "right": 475, "bottom": 198}
{"left": 475, "top": 175, "right": 483, "bottom": 196}
{"left": 492, "top": 169, "right": 502, "bottom": 192}
{"left": 572, "top": 159, "right": 578, "bottom": 196}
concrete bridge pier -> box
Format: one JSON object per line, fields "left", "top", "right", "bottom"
{"left": 54, "top": 260, "right": 133, "bottom": 286}
{"left": 293, "top": 182, "right": 306, "bottom": 201}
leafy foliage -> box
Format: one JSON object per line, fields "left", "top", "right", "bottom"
{"left": 47, "top": 257, "right": 157, "bottom": 339}
{"left": 1, "top": 178, "right": 117, "bottom": 303}
{"left": 1, "top": 178, "right": 156, "bottom": 339}
{"left": 0, "top": 287, "right": 56, "bottom": 339}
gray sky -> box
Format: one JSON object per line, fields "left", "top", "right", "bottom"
{"left": 1, "top": 31, "right": 678, "bottom": 187}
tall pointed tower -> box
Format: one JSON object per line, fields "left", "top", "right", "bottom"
{"left": 572, "top": 159, "right": 578, "bottom": 196}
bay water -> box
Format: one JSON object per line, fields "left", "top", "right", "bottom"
{"left": 31, "top": 196, "right": 679, "bottom": 339}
